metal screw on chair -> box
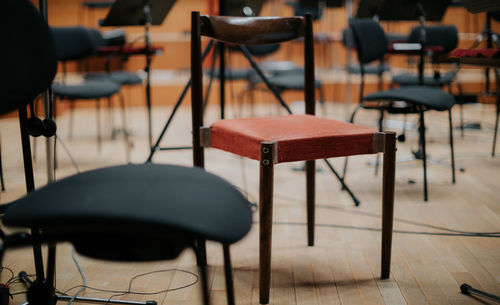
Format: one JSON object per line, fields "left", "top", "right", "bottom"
{"left": 262, "top": 159, "right": 270, "bottom": 166}
{"left": 262, "top": 147, "right": 270, "bottom": 154}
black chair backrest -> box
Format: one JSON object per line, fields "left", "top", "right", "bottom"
{"left": 295, "top": 0, "right": 323, "bottom": 20}
{"left": 2, "top": 0, "right": 58, "bottom": 115}
{"left": 349, "top": 18, "right": 388, "bottom": 65}
{"left": 408, "top": 25, "right": 458, "bottom": 53}
{"left": 51, "top": 27, "right": 97, "bottom": 61}
{"left": 246, "top": 44, "right": 281, "bottom": 57}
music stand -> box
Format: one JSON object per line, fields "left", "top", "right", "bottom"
{"left": 101, "top": 0, "right": 177, "bottom": 150}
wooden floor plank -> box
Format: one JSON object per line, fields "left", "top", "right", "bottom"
{"left": 1, "top": 103, "right": 499, "bottom": 305}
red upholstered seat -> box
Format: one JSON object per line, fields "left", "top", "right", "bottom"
{"left": 210, "top": 114, "right": 377, "bottom": 163}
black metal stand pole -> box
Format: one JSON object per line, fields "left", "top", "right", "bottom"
{"left": 460, "top": 283, "right": 500, "bottom": 302}
{"left": 147, "top": 40, "right": 214, "bottom": 162}
{"left": 144, "top": 4, "right": 153, "bottom": 150}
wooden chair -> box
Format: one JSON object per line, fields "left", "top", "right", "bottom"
{"left": 191, "top": 12, "right": 397, "bottom": 304}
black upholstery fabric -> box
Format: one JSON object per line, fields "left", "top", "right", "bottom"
{"left": 1, "top": 0, "right": 57, "bottom": 115}
{"left": 363, "top": 86, "right": 455, "bottom": 111}
{"left": 349, "top": 18, "right": 388, "bottom": 65}
{"left": 267, "top": 74, "right": 322, "bottom": 90}
{"left": 346, "top": 63, "right": 390, "bottom": 75}
{"left": 85, "top": 71, "right": 143, "bottom": 85}
{"left": 408, "top": 25, "right": 458, "bottom": 53}
{"left": 210, "top": 69, "right": 251, "bottom": 81}
{"left": 392, "top": 71, "right": 457, "bottom": 87}
{"left": 4, "top": 163, "right": 253, "bottom": 261}
{"left": 52, "top": 81, "right": 121, "bottom": 99}
{"left": 82, "top": 0, "right": 115, "bottom": 8}
{"left": 86, "top": 28, "right": 107, "bottom": 48}
{"left": 51, "top": 27, "right": 96, "bottom": 61}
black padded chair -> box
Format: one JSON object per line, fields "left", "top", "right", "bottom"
{"left": 51, "top": 27, "right": 129, "bottom": 154}
{"left": 342, "top": 27, "right": 391, "bottom": 89}
{"left": 347, "top": 18, "right": 456, "bottom": 201}
{"left": 392, "top": 25, "right": 459, "bottom": 87}
{"left": 2, "top": 2, "right": 252, "bottom": 305}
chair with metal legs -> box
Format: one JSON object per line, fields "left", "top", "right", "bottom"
{"left": 345, "top": 18, "right": 456, "bottom": 201}
{"left": 50, "top": 27, "right": 130, "bottom": 156}
{"left": 1, "top": 2, "right": 252, "bottom": 305}
{"left": 190, "top": 12, "right": 397, "bottom": 304}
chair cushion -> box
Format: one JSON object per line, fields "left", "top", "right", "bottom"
{"left": 52, "top": 80, "right": 121, "bottom": 99}
{"left": 346, "top": 62, "right": 390, "bottom": 74}
{"left": 267, "top": 74, "right": 322, "bottom": 90}
{"left": 363, "top": 86, "right": 455, "bottom": 111}
{"left": 3, "top": 163, "right": 252, "bottom": 261}
{"left": 392, "top": 71, "right": 456, "bottom": 86}
{"left": 209, "top": 68, "right": 250, "bottom": 80}
{"left": 210, "top": 114, "right": 377, "bottom": 163}
{"left": 82, "top": 0, "right": 114, "bottom": 8}
{"left": 85, "top": 71, "right": 143, "bottom": 85}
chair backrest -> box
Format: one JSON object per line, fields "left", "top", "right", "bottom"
{"left": 295, "top": 0, "right": 324, "bottom": 20}
{"left": 408, "top": 25, "right": 458, "bottom": 53}
{"left": 191, "top": 12, "right": 315, "bottom": 166}
{"left": 2, "top": 0, "right": 58, "bottom": 115}
{"left": 348, "top": 18, "right": 388, "bottom": 65}
{"left": 51, "top": 27, "right": 98, "bottom": 61}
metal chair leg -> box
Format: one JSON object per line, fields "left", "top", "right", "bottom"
{"left": 119, "top": 93, "right": 131, "bottom": 162}
{"left": 0, "top": 137, "right": 5, "bottom": 191}
{"left": 68, "top": 101, "right": 75, "bottom": 140}
{"left": 448, "top": 109, "right": 456, "bottom": 184}
{"left": 223, "top": 244, "right": 235, "bottom": 305}
{"left": 493, "top": 96, "right": 499, "bottom": 157}
{"left": 419, "top": 108, "right": 428, "bottom": 201}
{"left": 96, "top": 99, "right": 101, "bottom": 152}
{"left": 341, "top": 104, "right": 363, "bottom": 186}
{"left": 199, "top": 257, "right": 211, "bottom": 305}
{"left": 374, "top": 109, "right": 385, "bottom": 176}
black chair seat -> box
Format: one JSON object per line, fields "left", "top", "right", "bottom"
{"left": 392, "top": 71, "right": 456, "bottom": 87}
{"left": 85, "top": 71, "right": 143, "bottom": 85}
{"left": 82, "top": 0, "right": 114, "bottom": 8}
{"left": 52, "top": 80, "right": 121, "bottom": 99}
{"left": 346, "top": 62, "right": 391, "bottom": 75}
{"left": 209, "top": 68, "right": 251, "bottom": 81}
{"left": 267, "top": 73, "right": 322, "bottom": 90}
{"left": 3, "top": 163, "right": 252, "bottom": 261}
{"left": 363, "top": 86, "right": 455, "bottom": 111}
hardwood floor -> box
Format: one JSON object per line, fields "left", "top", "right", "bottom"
{"left": 0, "top": 101, "right": 499, "bottom": 305}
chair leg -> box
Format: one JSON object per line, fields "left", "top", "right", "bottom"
{"left": 493, "top": 96, "right": 499, "bottom": 157}
{"left": 341, "top": 104, "right": 362, "bottom": 187}
{"left": 374, "top": 109, "right": 385, "bottom": 176}
{"left": 68, "top": 101, "right": 75, "bottom": 140}
{"left": 259, "top": 143, "right": 275, "bottom": 305}
{"left": 460, "top": 103, "right": 465, "bottom": 138}
{"left": 306, "top": 160, "right": 315, "bottom": 246}
{"left": 0, "top": 138, "right": 4, "bottom": 191}
{"left": 317, "top": 85, "right": 326, "bottom": 117}
{"left": 419, "top": 109, "right": 428, "bottom": 201}
{"left": 196, "top": 239, "right": 207, "bottom": 267}
{"left": 223, "top": 244, "right": 235, "bottom": 305}
{"left": 198, "top": 255, "right": 211, "bottom": 305}
{"left": 96, "top": 99, "right": 101, "bottom": 152}
{"left": 448, "top": 109, "right": 456, "bottom": 184}
{"left": 119, "top": 93, "right": 131, "bottom": 162}
{"left": 381, "top": 132, "right": 396, "bottom": 279}
{"left": 107, "top": 97, "right": 114, "bottom": 139}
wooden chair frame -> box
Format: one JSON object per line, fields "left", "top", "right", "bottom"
{"left": 190, "top": 11, "right": 396, "bottom": 304}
